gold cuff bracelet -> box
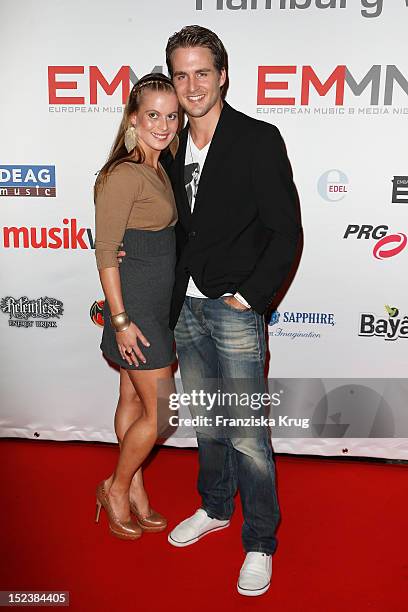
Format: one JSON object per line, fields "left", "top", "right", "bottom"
{"left": 110, "top": 311, "right": 130, "bottom": 332}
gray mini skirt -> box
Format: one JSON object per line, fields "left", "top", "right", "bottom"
{"left": 100, "top": 227, "right": 176, "bottom": 370}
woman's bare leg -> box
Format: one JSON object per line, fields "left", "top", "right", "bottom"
{"left": 105, "top": 365, "right": 174, "bottom": 521}
{"left": 103, "top": 369, "right": 149, "bottom": 514}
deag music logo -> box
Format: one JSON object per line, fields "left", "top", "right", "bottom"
{"left": 0, "top": 166, "right": 56, "bottom": 197}
{"left": 359, "top": 304, "right": 407, "bottom": 341}
{"left": 0, "top": 296, "right": 64, "bottom": 329}
{"left": 2, "top": 218, "right": 94, "bottom": 249}
{"left": 343, "top": 224, "right": 407, "bottom": 260}
{"left": 266, "top": 309, "right": 335, "bottom": 340}
{"left": 318, "top": 170, "right": 349, "bottom": 201}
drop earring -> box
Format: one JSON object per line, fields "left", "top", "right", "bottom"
{"left": 124, "top": 125, "right": 137, "bottom": 153}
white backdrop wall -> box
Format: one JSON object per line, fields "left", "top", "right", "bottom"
{"left": 1, "top": 0, "right": 407, "bottom": 459}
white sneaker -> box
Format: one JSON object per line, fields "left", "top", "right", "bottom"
{"left": 168, "top": 508, "right": 230, "bottom": 547}
{"left": 237, "top": 552, "right": 272, "bottom": 597}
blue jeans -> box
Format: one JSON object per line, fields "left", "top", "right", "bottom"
{"left": 174, "top": 296, "right": 280, "bottom": 555}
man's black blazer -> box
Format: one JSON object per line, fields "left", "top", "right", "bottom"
{"left": 165, "top": 101, "right": 302, "bottom": 330}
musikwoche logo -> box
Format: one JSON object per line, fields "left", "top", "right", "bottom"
{"left": 90, "top": 300, "right": 105, "bottom": 327}
{"left": 1, "top": 296, "right": 64, "bottom": 328}
{"left": 343, "top": 224, "right": 407, "bottom": 259}
{"left": 392, "top": 176, "right": 408, "bottom": 204}
{"left": 2, "top": 219, "right": 94, "bottom": 249}
{"left": 359, "top": 305, "right": 407, "bottom": 341}
{"left": 0, "top": 166, "right": 56, "bottom": 197}
{"left": 266, "top": 309, "right": 335, "bottom": 340}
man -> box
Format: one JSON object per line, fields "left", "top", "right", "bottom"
{"left": 121, "top": 25, "right": 301, "bottom": 596}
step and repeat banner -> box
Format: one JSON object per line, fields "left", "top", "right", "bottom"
{"left": 1, "top": 0, "right": 407, "bottom": 459}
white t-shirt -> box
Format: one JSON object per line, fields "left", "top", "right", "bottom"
{"left": 183, "top": 131, "right": 250, "bottom": 307}
{"left": 184, "top": 132, "right": 211, "bottom": 298}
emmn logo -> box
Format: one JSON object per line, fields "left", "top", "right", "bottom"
{"left": 0, "top": 166, "right": 56, "bottom": 197}
{"left": 48, "top": 65, "right": 163, "bottom": 106}
{"left": 257, "top": 65, "right": 408, "bottom": 106}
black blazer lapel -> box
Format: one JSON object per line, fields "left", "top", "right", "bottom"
{"left": 175, "top": 127, "right": 191, "bottom": 220}
{"left": 192, "top": 102, "right": 240, "bottom": 218}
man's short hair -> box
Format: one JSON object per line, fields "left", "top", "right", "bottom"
{"left": 166, "top": 25, "right": 229, "bottom": 99}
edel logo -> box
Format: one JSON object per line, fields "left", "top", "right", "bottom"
{"left": 2, "top": 219, "right": 94, "bottom": 249}
{"left": 343, "top": 225, "right": 407, "bottom": 260}
{"left": 48, "top": 65, "right": 163, "bottom": 106}
{"left": 318, "top": 170, "right": 348, "bottom": 202}
{"left": 257, "top": 65, "right": 408, "bottom": 106}
{"left": 0, "top": 165, "right": 56, "bottom": 197}
{"left": 90, "top": 300, "right": 105, "bottom": 327}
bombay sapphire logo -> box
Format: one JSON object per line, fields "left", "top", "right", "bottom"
{"left": 318, "top": 169, "right": 349, "bottom": 202}
{"left": 267, "top": 309, "right": 336, "bottom": 340}
{"left": 267, "top": 310, "right": 280, "bottom": 326}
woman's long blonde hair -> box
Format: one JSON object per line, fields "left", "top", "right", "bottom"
{"left": 94, "top": 73, "right": 182, "bottom": 195}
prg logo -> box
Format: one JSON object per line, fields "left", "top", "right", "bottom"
{"left": 0, "top": 165, "right": 56, "bottom": 197}
{"left": 318, "top": 169, "right": 349, "bottom": 202}
{"left": 343, "top": 224, "right": 408, "bottom": 260}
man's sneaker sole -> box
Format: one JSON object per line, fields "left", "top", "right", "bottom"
{"left": 167, "top": 522, "right": 230, "bottom": 547}
{"left": 237, "top": 581, "right": 271, "bottom": 597}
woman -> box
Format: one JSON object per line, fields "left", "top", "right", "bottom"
{"left": 94, "top": 73, "right": 181, "bottom": 540}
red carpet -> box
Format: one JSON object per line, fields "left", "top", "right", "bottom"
{"left": 0, "top": 440, "right": 406, "bottom": 611}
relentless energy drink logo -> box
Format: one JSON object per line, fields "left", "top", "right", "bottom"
{"left": 0, "top": 166, "right": 56, "bottom": 197}
{"left": 359, "top": 305, "right": 407, "bottom": 341}
{"left": 90, "top": 300, "right": 105, "bottom": 327}
{"left": 1, "top": 296, "right": 64, "bottom": 328}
